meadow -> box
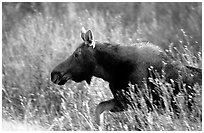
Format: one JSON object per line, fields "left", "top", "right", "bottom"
{"left": 2, "top": 2, "right": 202, "bottom": 131}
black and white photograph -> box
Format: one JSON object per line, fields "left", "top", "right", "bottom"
{"left": 2, "top": 2, "right": 202, "bottom": 131}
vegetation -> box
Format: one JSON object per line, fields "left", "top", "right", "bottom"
{"left": 2, "top": 2, "right": 202, "bottom": 131}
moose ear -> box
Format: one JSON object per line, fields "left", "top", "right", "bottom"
{"left": 81, "top": 27, "right": 87, "bottom": 41}
{"left": 84, "top": 30, "right": 93, "bottom": 43}
{"left": 81, "top": 28, "right": 95, "bottom": 48}
{"left": 85, "top": 30, "right": 95, "bottom": 48}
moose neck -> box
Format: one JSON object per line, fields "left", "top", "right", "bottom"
{"left": 92, "top": 42, "right": 125, "bottom": 82}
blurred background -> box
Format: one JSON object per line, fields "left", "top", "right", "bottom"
{"left": 2, "top": 2, "right": 202, "bottom": 131}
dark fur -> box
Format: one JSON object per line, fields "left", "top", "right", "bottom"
{"left": 51, "top": 41, "right": 201, "bottom": 112}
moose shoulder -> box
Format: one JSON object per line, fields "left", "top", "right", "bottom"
{"left": 51, "top": 28, "right": 201, "bottom": 125}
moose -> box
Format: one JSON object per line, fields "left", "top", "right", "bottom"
{"left": 51, "top": 28, "right": 202, "bottom": 125}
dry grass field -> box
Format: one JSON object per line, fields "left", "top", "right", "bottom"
{"left": 2, "top": 2, "right": 202, "bottom": 131}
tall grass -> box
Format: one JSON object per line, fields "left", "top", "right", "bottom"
{"left": 2, "top": 3, "right": 202, "bottom": 131}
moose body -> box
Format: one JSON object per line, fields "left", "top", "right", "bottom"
{"left": 51, "top": 29, "right": 201, "bottom": 125}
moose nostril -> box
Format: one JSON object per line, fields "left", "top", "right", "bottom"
{"left": 51, "top": 71, "right": 61, "bottom": 83}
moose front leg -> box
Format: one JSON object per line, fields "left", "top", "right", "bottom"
{"left": 95, "top": 99, "right": 115, "bottom": 125}
{"left": 95, "top": 99, "right": 128, "bottom": 125}
{"left": 95, "top": 82, "right": 130, "bottom": 125}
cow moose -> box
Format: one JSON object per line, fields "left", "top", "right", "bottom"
{"left": 51, "top": 28, "right": 202, "bottom": 125}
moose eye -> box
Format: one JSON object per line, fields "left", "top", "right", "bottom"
{"left": 74, "top": 53, "right": 79, "bottom": 58}
{"left": 74, "top": 49, "right": 81, "bottom": 58}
